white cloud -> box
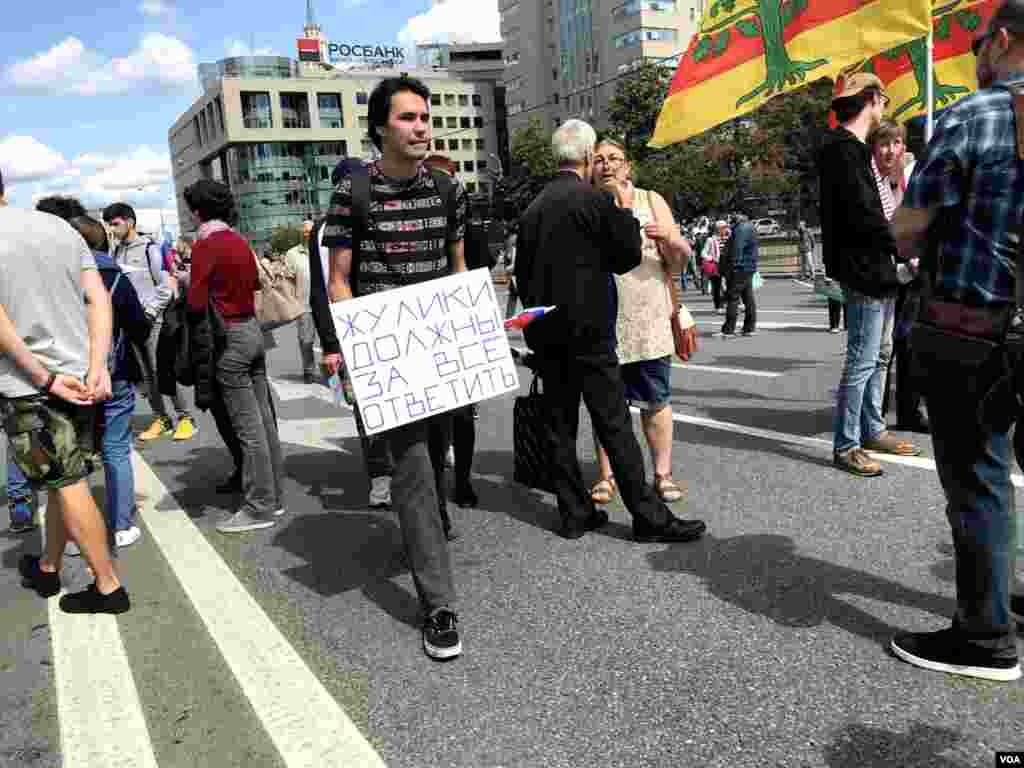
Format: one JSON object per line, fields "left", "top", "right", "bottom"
{"left": 0, "top": 136, "right": 173, "bottom": 212}
{"left": 224, "top": 39, "right": 277, "bottom": 58}
{"left": 5, "top": 34, "right": 196, "bottom": 96}
{"left": 0, "top": 135, "right": 67, "bottom": 182}
{"left": 139, "top": 0, "right": 173, "bottom": 18}
{"left": 398, "top": 0, "right": 500, "bottom": 45}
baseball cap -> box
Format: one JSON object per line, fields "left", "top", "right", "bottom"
{"left": 832, "top": 72, "right": 887, "bottom": 102}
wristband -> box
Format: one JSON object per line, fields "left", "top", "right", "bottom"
{"left": 40, "top": 372, "right": 57, "bottom": 394}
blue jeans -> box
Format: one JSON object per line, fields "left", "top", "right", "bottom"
{"left": 103, "top": 380, "right": 137, "bottom": 532}
{"left": 7, "top": 453, "right": 33, "bottom": 523}
{"left": 921, "top": 357, "right": 1017, "bottom": 655}
{"left": 833, "top": 291, "right": 895, "bottom": 454}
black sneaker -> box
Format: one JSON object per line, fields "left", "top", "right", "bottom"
{"left": 423, "top": 609, "right": 462, "bottom": 660}
{"left": 59, "top": 583, "right": 131, "bottom": 615}
{"left": 1011, "top": 594, "right": 1023, "bottom": 625}
{"left": 890, "top": 627, "right": 1020, "bottom": 682}
{"left": 453, "top": 484, "right": 479, "bottom": 509}
{"left": 18, "top": 555, "right": 61, "bottom": 598}
{"left": 633, "top": 515, "right": 707, "bottom": 543}
{"left": 9, "top": 518, "right": 38, "bottom": 535}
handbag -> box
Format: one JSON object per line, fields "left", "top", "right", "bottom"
{"left": 671, "top": 305, "right": 699, "bottom": 362}
{"left": 513, "top": 374, "right": 556, "bottom": 493}
{"left": 701, "top": 259, "right": 719, "bottom": 277}
{"left": 254, "top": 254, "right": 305, "bottom": 331}
{"left": 752, "top": 271, "right": 763, "bottom": 291}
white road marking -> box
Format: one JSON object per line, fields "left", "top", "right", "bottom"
{"left": 697, "top": 320, "right": 824, "bottom": 330}
{"left": 277, "top": 417, "right": 358, "bottom": 453}
{"left": 791, "top": 279, "right": 815, "bottom": 289}
{"left": 132, "top": 456, "right": 386, "bottom": 768}
{"left": 509, "top": 346, "right": 781, "bottom": 379}
{"left": 271, "top": 377, "right": 354, "bottom": 412}
{"left": 36, "top": 508, "right": 158, "bottom": 768}
{"left": 645, "top": 408, "right": 1024, "bottom": 487}
{"left": 691, "top": 309, "right": 825, "bottom": 316}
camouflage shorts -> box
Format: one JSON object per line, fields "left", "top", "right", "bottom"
{"left": 2, "top": 395, "right": 101, "bottom": 491}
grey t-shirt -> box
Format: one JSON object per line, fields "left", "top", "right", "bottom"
{"left": 0, "top": 208, "right": 96, "bottom": 398}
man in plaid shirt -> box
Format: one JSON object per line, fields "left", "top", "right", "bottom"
{"left": 890, "top": 0, "right": 1024, "bottom": 682}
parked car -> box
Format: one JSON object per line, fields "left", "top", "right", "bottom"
{"left": 753, "top": 218, "right": 782, "bottom": 236}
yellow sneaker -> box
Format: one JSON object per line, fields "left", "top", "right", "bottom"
{"left": 173, "top": 416, "right": 196, "bottom": 441}
{"left": 139, "top": 416, "right": 173, "bottom": 442}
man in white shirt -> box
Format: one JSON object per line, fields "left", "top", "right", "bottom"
{"left": 284, "top": 220, "right": 316, "bottom": 383}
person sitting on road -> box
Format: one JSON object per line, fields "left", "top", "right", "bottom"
{"left": 588, "top": 138, "right": 690, "bottom": 506}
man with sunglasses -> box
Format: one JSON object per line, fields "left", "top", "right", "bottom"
{"left": 818, "top": 72, "right": 921, "bottom": 480}
{"left": 888, "top": 1, "right": 1024, "bottom": 682}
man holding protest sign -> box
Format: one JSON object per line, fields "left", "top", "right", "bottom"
{"left": 324, "top": 76, "right": 467, "bottom": 661}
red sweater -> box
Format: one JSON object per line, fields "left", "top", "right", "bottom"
{"left": 188, "top": 230, "right": 258, "bottom": 319}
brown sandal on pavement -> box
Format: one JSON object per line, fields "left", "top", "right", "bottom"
{"left": 655, "top": 474, "right": 685, "bottom": 502}
{"left": 863, "top": 431, "right": 921, "bottom": 457}
{"left": 591, "top": 477, "right": 617, "bottom": 505}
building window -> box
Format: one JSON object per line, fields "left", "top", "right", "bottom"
{"left": 241, "top": 91, "right": 272, "bottom": 129}
{"left": 358, "top": 116, "right": 370, "bottom": 129}
{"left": 356, "top": 91, "right": 369, "bottom": 105}
{"left": 445, "top": 94, "right": 456, "bottom": 106}
{"left": 458, "top": 94, "right": 469, "bottom": 107}
{"left": 476, "top": 138, "right": 486, "bottom": 150}
{"left": 479, "top": 181, "right": 490, "bottom": 195}
{"left": 472, "top": 94, "right": 482, "bottom": 107}
{"left": 317, "top": 142, "right": 347, "bottom": 157}
{"left": 435, "top": 139, "right": 446, "bottom": 150}
{"left": 465, "top": 182, "right": 477, "bottom": 193}
{"left": 206, "top": 103, "right": 217, "bottom": 136}
{"left": 612, "top": 0, "right": 676, "bottom": 19}
{"left": 280, "top": 92, "right": 311, "bottom": 129}
{"left": 505, "top": 51, "right": 520, "bottom": 65}
{"left": 446, "top": 116, "right": 458, "bottom": 128}
{"left": 215, "top": 96, "right": 225, "bottom": 133}
{"left": 318, "top": 93, "right": 344, "bottom": 129}
{"left": 613, "top": 28, "right": 677, "bottom": 48}
{"left": 360, "top": 138, "right": 374, "bottom": 154}
{"left": 433, "top": 116, "right": 444, "bottom": 128}
{"left": 464, "top": 160, "right": 475, "bottom": 172}
{"left": 473, "top": 116, "right": 484, "bottom": 128}
{"left": 478, "top": 160, "right": 488, "bottom": 171}
{"left": 461, "top": 139, "right": 473, "bottom": 151}
{"left": 460, "top": 117, "right": 471, "bottom": 128}
{"left": 431, "top": 93, "right": 441, "bottom": 105}
{"left": 193, "top": 115, "right": 202, "bottom": 146}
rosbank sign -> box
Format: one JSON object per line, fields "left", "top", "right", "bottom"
{"left": 297, "top": 38, "right": 406, "bottom": 64}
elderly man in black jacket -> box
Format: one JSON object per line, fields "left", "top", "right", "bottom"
{"left": 516, "top": 119, "right": 706, "bottom": 542}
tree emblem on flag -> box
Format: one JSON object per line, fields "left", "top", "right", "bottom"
{"left": 691, "top": 0, "right": 829, "bottom": 108}
{"left": 861, "top": 0, "right": 981, "bottom": 118}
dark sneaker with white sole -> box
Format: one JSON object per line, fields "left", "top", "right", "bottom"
{"left": 423, "top": 609, "right": 462, "bottom": 660}
{"left": 18, "top": 555, "right": 61, "bottom": 598}
{"left": 890, "top": 628, "right": 1020, "bottom": 682}
{"left": 59, "top": 583, "right": 131, "bottom": 615}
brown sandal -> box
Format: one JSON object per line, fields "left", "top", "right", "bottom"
{"left": 591, "top": 477, "right": 617, "bottom": 505}
{"left": 655, "top": 474, "right": 685, "bottom": 502}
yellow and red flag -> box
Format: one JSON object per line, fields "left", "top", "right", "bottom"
{"left": 857, "top": 0, "right": 996, "bottom": 123}
{"left": 650, "top": 0, "right": 933, "bottom": 147}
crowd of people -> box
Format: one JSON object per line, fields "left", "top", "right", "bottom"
{"left": 2, "top": 2, "right": 1023, "bottom": 675}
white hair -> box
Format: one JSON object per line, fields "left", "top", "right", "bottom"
{"left": 551, "top": 119, "right": 597, "bottom": 166}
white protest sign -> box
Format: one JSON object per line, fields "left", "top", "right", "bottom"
{"left": 331, "top": 268, "right": 520, "bottom": 435}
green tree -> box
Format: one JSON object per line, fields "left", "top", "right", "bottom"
{"left": 269, "top": 223, "right": 304, "bottom": 256}
{"left": 505, "top": 118, "right": 558, "bottom": 220}
{"left": 605, "top": 60, "right": 675, "bottom": 159}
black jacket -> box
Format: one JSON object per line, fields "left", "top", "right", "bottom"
{"left": 516, "top": 171, "right": 642, "bottom": 350}
{"left": 817, "top": 127, "right": 901, "bottom": 298}
{"left": 308, "top": 218, "right": 341, "bottom": 356}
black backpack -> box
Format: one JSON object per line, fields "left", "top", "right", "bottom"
{"left": 349, "top": 167, "right": 458, "bottom": 296}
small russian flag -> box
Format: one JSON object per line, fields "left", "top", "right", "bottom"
{"left": 504, "top": 306, "right": 557, "bottom": 331}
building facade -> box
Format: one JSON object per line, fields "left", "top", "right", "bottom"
{"left": 501, "top": 0, "right": 704, "bottom": 133}
{"left": 170, "top": 53, "right": 504, "bottom": 246}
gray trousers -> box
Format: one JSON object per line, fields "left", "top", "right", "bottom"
{"left": 296, "top": 313, "right": 316, "bottom": 377}
{"left": 217, "top": 318, "right": 284, "bottom": 517}
{"left": 136, "top": 313, "right": 190, "bottom": 421}
{"left": 386, "top": 415, "right": 456, "bottom": 612}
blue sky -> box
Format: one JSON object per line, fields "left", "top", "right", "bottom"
{"left": 0, "top": 0, "right": 499, "bottom": 219}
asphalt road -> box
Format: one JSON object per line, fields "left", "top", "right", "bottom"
{"left": 1, "top": 278, "right": 1022, "bottom": 768}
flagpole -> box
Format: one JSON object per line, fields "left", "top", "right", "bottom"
{"left": 925, "top": 29, "right": 935, "bottom": 141}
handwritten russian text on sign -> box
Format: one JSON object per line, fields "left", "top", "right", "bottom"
{"left": 330, "top": 269, "right": 520, "bottom": 435}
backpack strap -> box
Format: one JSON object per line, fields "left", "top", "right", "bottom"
{"left": 428, "top": 168, "right": 458, "bottom": 272}
{"left": 349, "top": 168, "right": 371, "bottom": 297}
{"left": 143, "top": 238, "right": 160, "bottom": 287}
